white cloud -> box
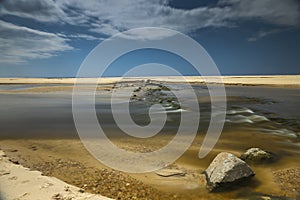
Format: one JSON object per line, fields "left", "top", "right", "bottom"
{"left": 57, "top": 33, "right": 104, "bottom": 41}
{"left": 60, "top": 0, "right": 232, "bottom": 34}
{"left": 2, "top": 0, "right": 298, "bottom": 33}
{"left": 0, "top": 0, "right": 66, "bottom": 22}
{"left": 219, "top": 0, "right": 300, "bottom": 26}
{"left": 0, "top": 0, "right": 299, "bottom": 64}
{"left": 89, "top": 24, "right": 120, "bottom": 36}
{"left": 247, "top": 29, "right": 283, "bottom": 42}
{"left": 0, "top": 20, "right": 73, "bottom": 64}
{"left": 115, "top": 27, "right": 178, "bottom": 41}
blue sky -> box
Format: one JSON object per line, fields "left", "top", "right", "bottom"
{"left": 0, "top": 0, "right": 300, "bottom": 77}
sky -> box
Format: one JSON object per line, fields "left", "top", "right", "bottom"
{"left": 0, "top": 0, "right": 300, "bottom": 77}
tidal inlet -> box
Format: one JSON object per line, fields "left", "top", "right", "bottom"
{"left": 0, "top": 77, "right": 299, "bottom": 199}
{"left": 0, "top": 1, "right": 300, "bottom": 200}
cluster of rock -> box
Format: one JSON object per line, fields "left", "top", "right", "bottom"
{"left": 204, "top": 148, "right": 275, "bottom": 191}
{"left": 204, "top": 152, "right": 255, "bottom": 191}
{"left": 128, "top": 80, "right": 181, "bottom": 110}
{"left": 153, "top": 148, "right": 275, "bottom": 193}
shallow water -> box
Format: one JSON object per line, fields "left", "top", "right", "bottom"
{"left": 0, "top": 84, "right": 299, "bottom": 138}
{"left": 0, "top": 84, "right": 299, "bottom": 199}
{"left": 0, "top": 84, "right": 73, "bottom": 91}
{"left": 225, "top": 86, "right": 300, "bottom": 120}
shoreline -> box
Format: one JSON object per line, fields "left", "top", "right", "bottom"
{"left": 0, "top": 75, "right": 299, "bottom": 88}
{"left": 0, "top": 150, "right": 112, "bottom": 200}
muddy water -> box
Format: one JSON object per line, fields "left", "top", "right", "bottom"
{"left": 0, "top": 84, "right": 299, "bottom": 199}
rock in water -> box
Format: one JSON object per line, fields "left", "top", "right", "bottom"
{"left": 155, "top": 168, "right": 186, "bottom": 177}
{"left": 241, "top": 148, "right": 274, "bottom": 163}
{"left": 204, "top": 152, "right": 255, "bottom": 191}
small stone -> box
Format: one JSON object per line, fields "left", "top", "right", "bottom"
{"left": 0, "top": 170, "right": 10, "bottom": 176}
{"left": 52, "top": 193, "right": 63, "bottom": 200}
{"left": 78, "top": 188, "right": 85, "bottom": 193}
{"left": 40, "top": 182, "right": 54, "bottom": 189}
{"left": 9, "top": 158, "right": 19, "bottom": 165}
{"left": 155, "top": 169, "right": 186, "bottom": 177}
{"left": 64, "top": 186, "right": 70, "bottom": 191}
{"left": 8, "top": 176, "right": 17, "bottom": 180}
{"left": 30, "top": 146, "right": 38, "bottom": 151}
{"left": 261, "top": 196, "right": 271, "bottom": 200}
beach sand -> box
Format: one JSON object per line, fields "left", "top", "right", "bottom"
{"left": 0, "top": 75, "right": 299, "bottom": 87}
{"left": 0, "top": 150, "right": 112, "bottom": 200}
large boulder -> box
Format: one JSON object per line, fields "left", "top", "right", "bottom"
{"left": 204, "top": 152, "right": 255, "bottom": 191}
{"left": 241, "top": 148, "right": 274, "bottom": 163}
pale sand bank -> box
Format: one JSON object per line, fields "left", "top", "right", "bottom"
{"left": 0, "top": 150, "right": 112, "bottom": 200}
{"left": 0, "top": 75, "right": 299, "bottom": 87}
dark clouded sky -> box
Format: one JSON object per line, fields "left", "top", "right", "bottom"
{"left": 0, "top": 0, "right": 300, "bottom": 77}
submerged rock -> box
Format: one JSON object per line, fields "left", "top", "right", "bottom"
{"left": 204, "top": 152, "right": 255, "bottom": 191}
{"left": 241, "top": 148, "right": 274, "bottom": 163}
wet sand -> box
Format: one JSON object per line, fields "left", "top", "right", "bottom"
{"left": 0, "top": 78, "right": 299, "bottom": 199}
{"left": 1, "top": 128, "right": 299, "bottom": 199}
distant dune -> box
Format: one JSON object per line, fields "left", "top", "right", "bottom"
{"left": 0, "top": 75, "right": 299, "bottom": 87}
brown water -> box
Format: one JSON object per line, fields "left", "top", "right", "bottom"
{"left": 0, "top": 84, "right": 299, "bottom": 199}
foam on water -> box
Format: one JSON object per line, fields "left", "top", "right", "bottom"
{"left": 226, "top": 114, "right": 269, "bottom": 124}
{"left": 227, "top": 107, "right": 254, "bottom": 115}
{"left": 164, "top": 108, "right": 187, "bottom": 113}
{"left": 254, "top": 128, "right": 298, "bottom": 138}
